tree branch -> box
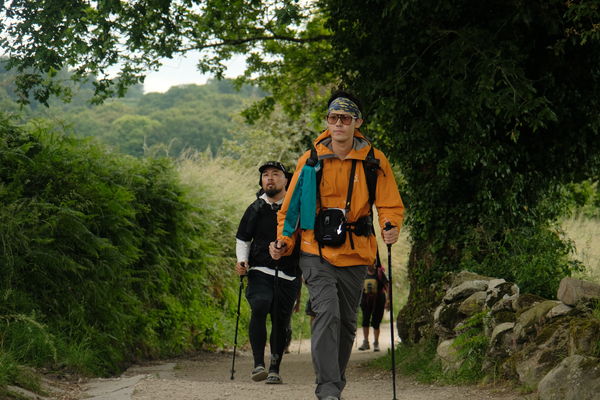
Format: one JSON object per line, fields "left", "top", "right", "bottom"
{"left": 180, "top": 34, "right": 332, "bottom": 52}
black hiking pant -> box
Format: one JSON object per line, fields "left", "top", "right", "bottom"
{"left": 245, "top": 269, "right": 301, "bottom": 372}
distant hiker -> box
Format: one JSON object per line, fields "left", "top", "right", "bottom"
{"left": 358, "top": 255, "right": 389, "bottom": 352}
{"left": 270, "top": 90, "right": 405, "bottom": 400}
{"left": 235, "top": 161, "right": 301, "bottom": 384}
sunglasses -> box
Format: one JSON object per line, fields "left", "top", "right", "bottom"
{"left": 326, "top": 113, "right": 357, "bottom": 125}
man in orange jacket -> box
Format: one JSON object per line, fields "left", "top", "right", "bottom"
{"left": 270, "top": 90, "right": 405, "bottom": 400}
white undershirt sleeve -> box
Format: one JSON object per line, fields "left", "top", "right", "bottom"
{"left": 236, "top": 239, "right": 251, "bottom": 263}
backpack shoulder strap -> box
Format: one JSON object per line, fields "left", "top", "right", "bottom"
{"left": 250, "top": 197, "right": 266, "bottom": 214}
{"left": 306, "top": 144, "right": 323, "bottom": 193}
{"left": 306, "top": 145, "right": 318, "bottom": 167}
{"left": 363, "top": 146, "right": 380, "bottom": 207}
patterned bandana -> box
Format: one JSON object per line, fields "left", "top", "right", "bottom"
{"left": 328, "top": 97, "right": 362, "bottom": 119}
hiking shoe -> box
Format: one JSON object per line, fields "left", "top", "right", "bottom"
{"left": 265, "top": 371, "right": 282, "bottom": 384}
{"left": 358, "top": 340, "right": 370, "bottom": 351}
{"left": 322, "top": 396, "right": 339, "bottom": 400}
{"left": 251, "top": 365, "right": 268, "bottom": 382}
{"left": 373, "top": 342, "right": 380, "bottom": 352}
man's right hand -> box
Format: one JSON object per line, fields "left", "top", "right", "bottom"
{"left": 269, "top": 240, "right": 287, "bottom": 260}
{"left": 235, "top": 261, "right": 248, "bottom": 276}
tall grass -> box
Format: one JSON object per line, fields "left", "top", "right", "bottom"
{"left": 176, "top": 151, "right": 256, "bottom": 346}
{"left": 375, "top": 215, "right": 411, "bottom": 312}
{"left": 562, "top": 214, "right": 600, "bottom": 284}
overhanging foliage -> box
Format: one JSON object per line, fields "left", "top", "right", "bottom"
{"left": 319, "top": 0, "right": 600, "bottom": 341}
{"left": 0, "top": 0, "right": 331, "bottom": 105}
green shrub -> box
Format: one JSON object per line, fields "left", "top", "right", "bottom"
{"left": 460, "top": 224, "right": 583, "bottom": 299}
{"left": 448, "top": 312, "right": 489, "bottom": 383}
{"left": 0, "top": 315, "right": 56, "bottom": 367}
{"left": 0, "top": 349, "right": 41, "bottom": 398}
{"left": 563, "top": 181, "right": 600, "bottom": 219}
{"left": 0, "top": 113, "right": 248, "bottom": 383}
{"left": 0, "top": 351, "right": 18, "bottom": 386}
{"left": 370, "top": 339, "right": 443, "bottom": 383}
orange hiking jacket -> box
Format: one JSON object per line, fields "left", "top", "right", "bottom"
{"left": 277, "top": 129, "right": 405, "bottom": 267}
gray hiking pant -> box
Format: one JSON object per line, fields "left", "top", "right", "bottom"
{"left": 300, "top": 253, "right": 367, "bottom": 399}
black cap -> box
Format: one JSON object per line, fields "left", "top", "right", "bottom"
{"left": 259, "top": 161, "right": 288, "bottom": 174}
{"left": 258, "top": 161, "right": 292, "bottom": 188}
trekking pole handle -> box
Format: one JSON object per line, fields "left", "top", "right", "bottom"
{"left": 237, "top": 261, "right": 249, "bottom": 277}
{"left": 384, "top": 222, "right": 395, "bottom": 250}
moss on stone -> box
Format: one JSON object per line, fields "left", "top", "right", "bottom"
{"left": 580, "top": 354, "right": 600, "bottom": 370}
{"left": 538, "top": 349, "right": 561, "bottom": 365}
{"left": 535, "top": 318, "right": 571, "bottom": 345}
{"left": 500, "top": 353, "right": 520, "bottom": 380}
{"left": 493, "top": 310, "right": 516, "bottom": 324}
{"left": 514, "top": 293, "right": 546, "bottom": 314}
{"left": 451, "top": 271, "right": 494, "bottom": 288}
{"left": 569, "top": 317, "right": 600, "bottom": 334}
{"left": 569, "top": 318, "right": 600, "bottom": 355}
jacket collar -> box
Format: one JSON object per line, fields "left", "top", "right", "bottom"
{"left": 313, "top": 129, "right": 372, "bottom": 161}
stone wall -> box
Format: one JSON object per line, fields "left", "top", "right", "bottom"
{"left": 432, "top": 271, "right": 600, "bottom": 400}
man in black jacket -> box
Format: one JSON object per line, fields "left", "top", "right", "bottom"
{"left": 235, "top": 161, "right": 301, "bottom": 384}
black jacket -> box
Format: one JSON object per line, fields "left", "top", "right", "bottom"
{"left": 236, "top": 197, "right": 300, "bottom": 277}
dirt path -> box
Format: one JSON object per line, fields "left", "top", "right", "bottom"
{"left": 78, "top": 323, "right": 533, "bottom": 400}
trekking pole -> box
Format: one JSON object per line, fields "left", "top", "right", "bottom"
{"left": 297, "top": 290, "right": 306, "bottom": 355}
{"left": 271, "top": 241, "right": 287, "bottom": 369}
{"left": 230, "top": 274, "right": 245, "bottom": 380}
{"left": 297, "top": 310, "right": 304, "bottom": 354}
{"left": 270, "top": 265, "right": 281, "bottom": 371}
{"left": 384, "top": 222, "right": 398, "bottom": 400}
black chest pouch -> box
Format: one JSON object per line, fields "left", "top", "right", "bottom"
{"left": 314, "top": 208, "right": 347, "bottom": 247}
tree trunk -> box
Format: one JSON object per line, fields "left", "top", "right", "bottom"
{"left": 396, "top": 238, "right": 451, "bottom": 344}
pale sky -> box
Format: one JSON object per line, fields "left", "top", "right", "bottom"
{"left": 143, "top": 52, "right": 247, "bottom": 93}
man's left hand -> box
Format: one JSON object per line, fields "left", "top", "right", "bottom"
{"left": 382, "top": 226, "right": 399, "bottom": 244}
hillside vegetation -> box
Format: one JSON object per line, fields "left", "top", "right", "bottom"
{"left": 0, "top": 114, "right": 255, "bottom": 397}
{"left": 0, "top": 63, "right": 263, "bottom": 157}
